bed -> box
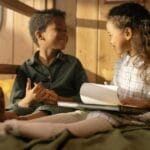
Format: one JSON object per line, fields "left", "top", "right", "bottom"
{"left": 0, "top": 78, "right": 150, "bottom": 150}
{"left": 0, "top": 82, "right": 149, "bottom": 150}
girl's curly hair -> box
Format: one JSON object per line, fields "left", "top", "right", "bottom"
{"left": 107, "top": 2, "right": 150, "bottom": 84}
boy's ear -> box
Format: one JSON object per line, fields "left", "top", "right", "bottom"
{"left": 35, "top": 31, "right": 44, "bottom": 41}
{"left": 124, "top": 27, "right": 133, "bottom": 40}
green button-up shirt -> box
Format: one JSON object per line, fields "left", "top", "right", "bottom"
{"left": 10, "top": 51, "right": 88, "bottom": 115}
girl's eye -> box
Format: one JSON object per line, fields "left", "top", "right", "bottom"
{"left": 108, "top": 34, "right": 112, "bottom": 38}
{"left": 56, "top": 28, "right": 67, "bottom": 33}
{"left": 107, "top": 32, "right": 111, "bottom": 37}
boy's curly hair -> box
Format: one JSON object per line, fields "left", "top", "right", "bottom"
{"left": 29, "top": 8, "right": 66, "bottom": 46}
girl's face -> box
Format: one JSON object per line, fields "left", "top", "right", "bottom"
{"left": 106, "top": 20, "right": 131, "bottom": 56}
{"left": 41, "top": 16, "right": 68, "bottom": 50}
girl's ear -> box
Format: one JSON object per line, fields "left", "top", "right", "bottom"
{"left": 124, "top": 27, "right": 133, "bottom": 40}
{"left": 35, "top": 31, "right": 44, "bottom": 41}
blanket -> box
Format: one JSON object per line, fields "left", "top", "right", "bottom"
{"left": 0, "top": 126, "right": 149, "bottom": 150}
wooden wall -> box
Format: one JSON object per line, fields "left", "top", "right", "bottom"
{"left": 0, "top": 0, "right": 53, "bottom": 79}
{"left": 57, "top": 0, "right": 150, "bottom": 83}
{"left": 0, "top": 0, "right": 149, "bottom": 83}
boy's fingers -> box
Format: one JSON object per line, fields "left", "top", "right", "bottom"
{"left": 26, "top": 78, "right": 31, "bottom": 91}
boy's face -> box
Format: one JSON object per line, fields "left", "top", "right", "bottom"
{"left": 106, "top": 21, "right": 131, "bottom": 56}
{"left": 41, "top": 16, "right": 68, "bottom": 50}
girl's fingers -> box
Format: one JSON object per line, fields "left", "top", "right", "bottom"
{"left": 39, "top": 90, "right": 58, "bottom": 104}
{"left": 36, "top": 90, "right": 47, "bottom": 100}
{"left": 30, "top": 84, "right": 59, "bottom": 103}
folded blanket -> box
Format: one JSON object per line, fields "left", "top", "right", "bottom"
{"left": 0, "top": 126, "right": 150, "bottom": 150}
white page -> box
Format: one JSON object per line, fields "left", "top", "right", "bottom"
{"left": 80, "top": 83, "right": 121, "bottom": 105}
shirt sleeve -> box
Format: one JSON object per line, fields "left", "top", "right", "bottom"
{"left": 10, "top": 68, "right": 27, "bottom": 104}
{"left": 9, "top": 67, "right": 36, "bottom": 115}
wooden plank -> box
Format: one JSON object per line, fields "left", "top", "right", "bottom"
{"left": 0, "top": 0, "right": 36, "bottom": 17}
{"left": 76, "top": 0, "right": 99, "bottom": 82}
{"left": 55, "top": 0, "right": 76, "bottom": 56}
{"left": 145, "top": 0, "right": 150, "bottom": 8}
{"left": 34, "top": 0, "right": 45, "bottom": 10}
{"left": 0, "top": 7, "right": 14, "bottom": 79}
{"left": 0, "top": 8, "right": 13, "bottom": 64}
{"left": 97, "top": 2, "right": 118, "bottom": 83}
{"left": 46, "top": 0, "right": 54, "bottom": 9}
{"left": 13, "top": 0, "right": 34, "bottom": 64}
{"left": 0, "top": 64, "right": 19, "bottom": 74}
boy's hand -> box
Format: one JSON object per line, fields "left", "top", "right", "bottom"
{"left": 19, "top": 78, "right": 59, "bottom": 107}
{"left": 18, "top": 78, "right": 47, "bottom": 107}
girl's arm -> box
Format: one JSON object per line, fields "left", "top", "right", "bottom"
{"left": 120, "top": 97, "right": 150, "bottom": 108}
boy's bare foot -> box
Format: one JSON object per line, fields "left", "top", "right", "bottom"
{"left": 0, "top": 87, "right": 5, "bottom": 122}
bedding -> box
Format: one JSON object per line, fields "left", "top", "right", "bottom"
{"left": 0, "top": 125, "right": 149, "bottom": 150}
{"left": 0, "top": 81, "right": 149, "bottom": 150}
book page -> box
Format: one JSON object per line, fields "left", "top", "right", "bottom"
{"left": 80, "top": 83, "right": 121, "bottom": 106}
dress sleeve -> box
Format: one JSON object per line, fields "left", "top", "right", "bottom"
{"left": 112, "top": 59, "right": 122, "bottom": 86}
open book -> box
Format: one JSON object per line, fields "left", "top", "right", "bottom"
{"left": 58, "top": 83, "right": 149, "bottom": 114}
{"left": 80, "top": 83, "right": 120, "bottom": 106}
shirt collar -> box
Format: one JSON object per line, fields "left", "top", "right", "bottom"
{"left": 29, "top": 50, "right": 66, "bottom": 65}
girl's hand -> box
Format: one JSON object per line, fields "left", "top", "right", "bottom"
{"left": 120, "top": 97, "right": 148, "bottom": 108}
{"left": 40, "top": 89, "right": 59, "bottom": 104}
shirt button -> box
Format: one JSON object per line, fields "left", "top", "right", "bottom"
{"left": 48, "top": 75, "right": 51, "bottom": 80}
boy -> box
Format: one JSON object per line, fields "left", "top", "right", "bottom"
{"left": 6, "top": 8, "right": 88, "bottom": 120}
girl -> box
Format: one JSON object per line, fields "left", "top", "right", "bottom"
{"left": 0, "top": 2, "right": 150, "bottom": 139}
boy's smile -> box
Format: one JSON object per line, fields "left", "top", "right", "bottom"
{"left": 40, "top": 16, "right": 68, "bottom": 51}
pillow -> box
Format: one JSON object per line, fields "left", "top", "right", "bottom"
{"left": 0, "top": 79, "right": 14, "bottom": 106}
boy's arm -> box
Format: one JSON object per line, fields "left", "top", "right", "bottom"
{"left": 5, "top": 110, "right": 47, "bottom": 120}
{"left": 17, "top": 111, "right": 48, "bottom": 120}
